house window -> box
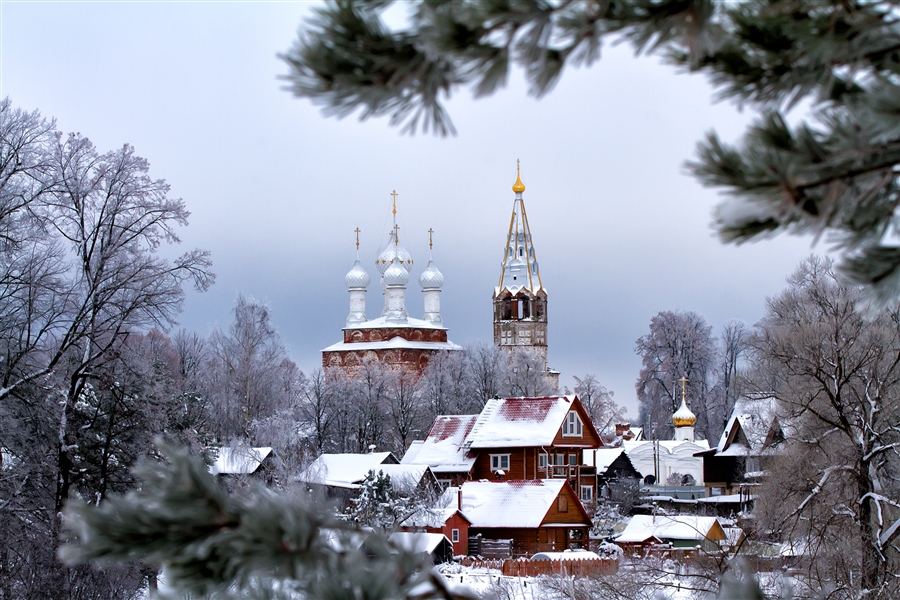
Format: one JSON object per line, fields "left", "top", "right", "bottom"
{"left": 563, "top": 411, "right": 583, "bottom": 436}
{"left": 558, "top": 495, "right": 568, "bottom": 512}
{"left": 451, "top": 529, "right": 459, "bottom": 543}
{"left": 554, "top": 454, "right": 566, "bottom": 466}
{"left": 539, "top": 453, "right": 548, "bottom": 468}
{"left": 580, "top": 485, "right": 593, "bottom": 502}
{"left": 568, "top": 454, "right": 578, "bottom": 466}
{"left": 490, "top": 454, "right": 510, "bottom": 471}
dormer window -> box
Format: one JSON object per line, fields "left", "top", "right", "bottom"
{"left": 563, "top": 411, "right": 582, "bottom": 437}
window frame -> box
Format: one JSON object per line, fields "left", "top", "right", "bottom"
{"left": 538, "top": 453, "right": 548, "bottom": 468}
{"left": 562, "top": 410, "right": 583, "bottom": 437}
{"left": 580, "top": 485, "right": 593, "bottom": 502}
{"left": 490, "top": 454, "right": 510, "bottom": 471}
{"left": 451, "top": 528, "right": 459, "bottom": 543}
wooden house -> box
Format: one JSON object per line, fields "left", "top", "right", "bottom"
{"left": 402, "top": 396, "right": 603, "bottom": 499}
{"left": 401, "top": 487, "right": 471, "bottom": 556}
{"left": 616, "top": 515, "right": 730, "bottom": 553}
{"left": 460, "top": 479, "right": 592, "bottom": 556}
{"left": 699, "top": 395, "right": 787, "bottom": 496}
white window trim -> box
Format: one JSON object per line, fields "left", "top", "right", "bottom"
{"left": 490, "top": 454, "right": 510, "bottom": 471}
{"left": 562, "top": 410, "right": 583, "bottom": 437}
{"left": 580, "top": 485, "right": 593, "bottom": 502}
{"left": 538, "top": 453, "right": 548, "bottom": 468}
{"left": 451, "top": 528, "right": 459, "bottom": 543}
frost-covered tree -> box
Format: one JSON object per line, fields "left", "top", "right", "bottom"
{"left": 749, "top": 256, "right": 900, "bottom": 597}
{"left": 504, "top": 347, "right": 555, "bottom": 397}
{"left": 0, "top": 100, "right": 213, "bottom": 599}
{"left": 207, "top": 295, "right": 299, "bottom": 444}
{"left": 635, "top": 310, "right": 716, "bottom": 440}
{"left": 572, "top": 374, "right": 623, "bottom": 436}
{"left": 282, "top": 1, "right": 900, "bottom": 302}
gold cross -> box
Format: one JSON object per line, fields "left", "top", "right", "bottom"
{"left": 517, "top": 158, "right": 520, "bottom": 174}
{"left": 393, "top": 224, "right": 400, "bottom": 246}
{"left": 390, "top": 190, "right": 398, "bottom": 217}
{"left": 354, "top": 227, "right": 360, "bottom": 250}
{"left": 428, "top": 227, "right": 434, "bottom": 250}
{"left": 678, "top": 376, "right": 689, "bottom": 401}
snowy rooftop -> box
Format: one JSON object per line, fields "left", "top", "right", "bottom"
{"left": 460, "top": 479, "right": 582, "bottom": 528}
{"left": 345, "top": 316, "right": 446, "bottom": 330}
{"left": 466, "top": 396, "right": 588, "bottom": 448}
{"left": 402, "top": 415, "right": 478, "bottom": 473}
{"left": 388, "top": 532, "right": 449, "bottom": 555}
{"left": 209, "top": 447, "right": 272, "bottom": 475}
{"left": 322, "top": 337, "right": 463, "bottom": 353}
{"left": 298, "top": 452, "right": 430, "bottom": 489}
{"left": 584, "top": 448, "right": 626, "bottom": 472}
{"left": 716, "top": 395, "right": 786, "bottom": 454}
{"left": 617, "top": 515, "right": 725, "bottom": 544}
{"left": 531, "top": 550, "right": 602, "bottom": 561}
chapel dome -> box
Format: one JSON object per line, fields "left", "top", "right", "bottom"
{"left": 383, "top": 259, "right": 410, "bottom": 287}
{"left": 345, "top": 259, "right": 370, "bottom": 290}
{"left": 672, "top": 398, "right": 697, "bottom": 428}
{"left": 419, "top": 259, "right": 444, "bottom": 290}
{"left": 376, "top": 240, "right": 413, "bottom": 275}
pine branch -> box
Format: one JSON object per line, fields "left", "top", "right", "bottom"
{"left": 60, "top": 443, "right": 467, "bottom": 600}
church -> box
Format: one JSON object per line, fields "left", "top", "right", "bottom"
{"left": 322, "top": 164, "right": 556, "bottom": 382}
{"left": 321, "top": 192, "right": 462, "bottom": 372}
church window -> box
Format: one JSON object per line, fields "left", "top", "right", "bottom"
{"left": 519, "top": 247, "right": 523, "bottom": 257}
{"left": 563, "top": 411, "right": 583, "bottom": 437}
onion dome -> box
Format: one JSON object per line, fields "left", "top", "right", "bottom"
{"left": 383, "top": 259, "right": 409, "bottom": 287}
{"left": 419, "top": 259, "right": 444, "bottom": 290}
{"left": 512, "top": 170, "right": 526, "bottom": 194}
{"left": 345, "top": 259, "right": 370, "bottom": 290}
{"left": 672, "top": 398, "right": 697, "bottom": 428}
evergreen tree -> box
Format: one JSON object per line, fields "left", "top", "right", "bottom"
{"left": 282, "top": 1, "right": 900, "bottom": 301}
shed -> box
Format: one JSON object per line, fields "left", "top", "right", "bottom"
{"left": 388, "top": 532, "right": 454, "bottom": 564}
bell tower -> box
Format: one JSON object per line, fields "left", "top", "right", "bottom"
{"left": 493, "top": 162, "right": 550, "bottom": 372}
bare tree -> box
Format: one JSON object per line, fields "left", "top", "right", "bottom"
{"left": 386, "top": 367, "right": 425, "bottom": 455}
{"left": 298, "top": 368, "right": 338, "bottom": 454}
{"left": 708, "top": 319, "right": 751, "bottom": 437}
{"left": 465, "top": 341, "right": 506, "bottom": 404}
{"left": 573, "top": 374, "right": 624, "bottom": 436}
{"left": 635, "top": 310, "right": 716, "bottom": 440}
{"left": 503, "top": 347, "right": 554, "bottom": 397}
{"left": 207, "top": 295, "right": 296, "bottom": 443}
{"left": 751, "top": 256, "right": 900, "bottom": 597}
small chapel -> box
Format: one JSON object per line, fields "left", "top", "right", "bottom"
{"left": 321, "top": 193, "right": 461, "bottom": 373}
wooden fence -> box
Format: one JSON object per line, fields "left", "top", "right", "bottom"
{"left": 456, "top": 557, "right": 618, "bottom": 577}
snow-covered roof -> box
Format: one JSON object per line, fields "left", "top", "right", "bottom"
{"left": 617, "top": 515, "right": 725, "bottom": 544}
{"left": 346, "top": 316, "right": 445, "bottom": 331}
{"left": 585, "top": 448, "right": 625, "bottom": 472}
{"left": 531, "top": 550, "right": 602, "bottom": 561}
{"left": 716, "top": 395, "right": 785, "bottom": 454}
{"left": 388, "top": 532, "right": 450, "bottom": 555}
{"left": 209, "top": 447, "right": 272, "bottom": 475}
{"left": 466, "top": 396, "right": 591, "bottom": 448}
{"left": 403, "top": 487, "right": 470, "bottom": 529}
{"left": 460, "top": 479, "right": 584, "bottom": 528}
{"left": 321, "top": 337, "right": 463, "bottom": 353}
{"left": 401, "top": 415, "right": 478, "bottom": 473}
{"left": 298, "top": 452, "right": 404, "bottom": 489}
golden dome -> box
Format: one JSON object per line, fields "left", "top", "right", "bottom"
{"left": 512, "top": 160, "right": 526, "bottom": 193}
{"left": 672, "top": 398, "right": 697, "bottom": 428}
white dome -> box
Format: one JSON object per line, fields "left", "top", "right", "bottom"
{"left": 419, "top": 259, "right": 444, "bottom": 290}
{"left": 383, "top": 260, "right": 409, "bottom": 287}
{"left": 376, "top": 238, "right": 413, "bottom": 275}
{"left": 345, "top": 259, "right": 370, "bottom": 290}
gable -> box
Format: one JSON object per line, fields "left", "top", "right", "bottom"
{"left": 551, "top": 398, "right": 602, "bottom": 448}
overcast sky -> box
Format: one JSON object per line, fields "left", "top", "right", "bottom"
{"left": 1, "top": 2, "right": 817, "bottom": 416}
